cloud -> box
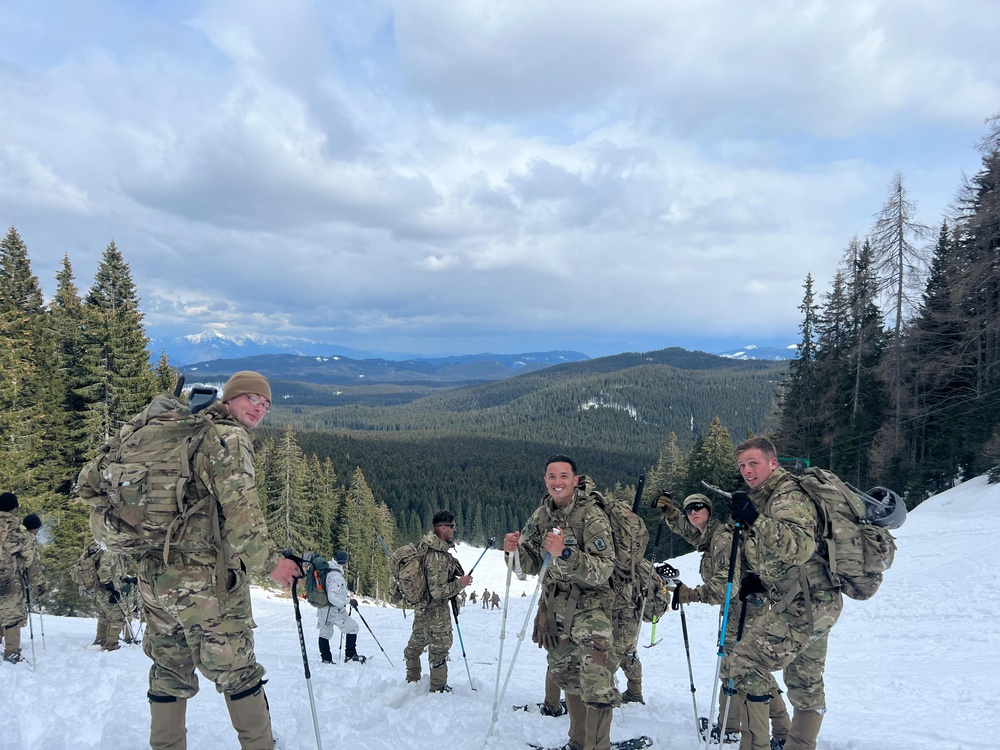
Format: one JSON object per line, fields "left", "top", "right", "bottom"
{"left": 0, "top": 0, "right": 996, "bottom": 357}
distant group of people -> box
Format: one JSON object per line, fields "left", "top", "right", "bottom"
{"left": 7, "top": 366, "right": 851, "bottom": 750}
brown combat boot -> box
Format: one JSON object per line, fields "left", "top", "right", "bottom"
{"left": 543, "top": 669, "right": 563, "bottom": 712}
{"left": 405, "top": 657, "right": 421, "bottom": 683}
{"left": 3, "top": 626, "right": 22, "bottom": 661}
{"left": 225, "top": 683, "right": 276, "bottom": 750}
{"left": 102, "top": 623, "right": 122, "bottom": 651}
{"left": 739, "top": 694, "right": 771, "bottom": 750}
{"left": 769, "top": 691, "right": 792, "bottom": 745}
{"left": 565, "top": 692, "right": 587, "bottom": 750}
{"left": 583, "top": 701, "right": 614, "bottom": 750}
{"left": 784, "top": 709, "right": 823, "bottom": 750}
{"left": 92, "top": 619, "right": 108, "bottom": 646}
{"left": 428, "top": 656, "right": 450, "bottom": 693}
{"left": 149, "top": 694, "right": 187, "bottom": 750}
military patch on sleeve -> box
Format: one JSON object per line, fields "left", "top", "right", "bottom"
{"left": 594, "top": 537, "right": 607, "bottom": 552}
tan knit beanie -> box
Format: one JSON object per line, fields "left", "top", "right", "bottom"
{"left": 222, "top": 371, "right": 271, "bottom": 404}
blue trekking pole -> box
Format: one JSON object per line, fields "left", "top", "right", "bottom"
{"left": 450, "top": 597, "right": 476, "bottom": 690}
{"left": 468, "top": 537, "right": 496, "bottom": 574}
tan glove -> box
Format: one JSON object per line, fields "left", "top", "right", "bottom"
{"left": 655, "top": 491, "right": 674, "bottom": 511}
{"left": 671, "top": 583, "right": 701, "bottom": 609}
{"left": 531, "top": 600, "right": 561, "bottom": 650}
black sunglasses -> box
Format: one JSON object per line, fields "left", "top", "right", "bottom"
{"left": 684, "top": 503, "right": 710, "bottom": 515}
{"left": 436, "top": 523, "right": 457, "bottom": 529}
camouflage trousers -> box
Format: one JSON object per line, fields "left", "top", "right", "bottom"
{"left": 138, "top": 555, "right": 265, "bottom": 699}
{"left": 720, "top": 594, "right": 782, "bottom": 696}
{"left": 403, "top": 601, "right": 453, "bottom": 675}
{"left": 723, "top": 589, "right": 842, "bottom": 711}
{"left": 611, "top": 609, "right": 642, "bottom": 689}
{"left": 547, "top": 603, "right": 620, "bottom": 707}
{"left": 0, "top": 587, "right": 27, "bottom": 630}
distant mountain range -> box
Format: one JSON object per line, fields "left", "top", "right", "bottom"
{"left": 150, "top": 329, "right": 798, "bottom": 367}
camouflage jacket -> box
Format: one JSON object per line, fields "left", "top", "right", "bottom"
{"left": 96, "top": 549, "right": 129, "bottom": 590}
{"left": 190, "top": 403, "right": 281, "bottom": 574}
{"left": 742, "top": 467, "right": 822, "bottom": 596}
{"left": 419, "top": 530, "right": 464, "bottom": 612}
{"left": 517, "top": 476, "right": 616, "bottom": 621}
{"left": 0, "top": 511, "right": 42, "bottom": 597}
{"left": 692, "top": 518, "right": 739, "bottom": 606}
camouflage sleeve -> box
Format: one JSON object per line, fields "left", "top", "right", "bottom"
{"left": 661, "top": 503, "right": 702, "bottom": 546}
{"left": 551, "top": 504, "right": 615, "bottom": 588}
{"left": 204, "top": 425, "right": 281, "bottom": 574}
{"left": 695, "top": 527, "right": 739, "bottom": 605}
{"left": 425, "top": 549, "right": 462, "bottom": 602}
{"left": 744, "top": 486, "right": 818, "bottom": 570}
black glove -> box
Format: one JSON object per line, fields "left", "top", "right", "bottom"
{"left": 729, "top": 491, "right": 759, "bottom": 526}
{"left": 109, "top": 589, "right": 121, "bottom": 605}
{"left": 671, "top": 581, "right": 684, "bottom": 611}
{"left": 123, "top": 576, "right": 138, "bottom": 585}
{"left": 104, "top": 582, "right": 116, "bottom": 593}
{"left": 121, "top": 582, "right": 133, "bottom": 596}
{"left": 738, "top": 572, "right": 766, "bottom": 601}
{"left": 350, "top": 598, "right": 359, "bottom": 610}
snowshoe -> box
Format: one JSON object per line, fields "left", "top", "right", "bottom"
{"left": 513, "top": 700, "right": 568, "bottom": 716}
{"left": 344, "top": 654, "right": 367, "bottom": 663}
{"left": 710, "top": 723, "right": 740, "bottom": 744}
{"left": 770, "top": 740, "right": 785, "bottom": 750}
{"left": 528, "top": 736, "right": 652, "bottom": 750}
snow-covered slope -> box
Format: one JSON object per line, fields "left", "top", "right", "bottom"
{"left": 2, "top": 478, "right": 997, "bottom": 749}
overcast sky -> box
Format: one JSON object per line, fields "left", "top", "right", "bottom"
{"left": 2, "top": 1, "right": 997, "bottom": 358}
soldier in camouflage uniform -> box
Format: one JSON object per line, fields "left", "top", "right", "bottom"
{"left": 92, "top": 547, "right": 129, "bottom": 651}
{"left": 133, "top": 372, "right": 301, "bottom": 750}
{"left": 661, "top": 493, "right": 791, "bottom": 749}
{"left": 0, "top": 492, "right": 44, "bottom": 664}
{"left": 402, "top": 510, "right": 473, "bottom": 692}
{"left": 504, "top": 455, "right": 619, "bottom": 750}
{"left": 723, "top": 438, "right": 843, "bottom": 750}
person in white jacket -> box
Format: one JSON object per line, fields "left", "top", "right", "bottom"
{"left": 316, "top": 551, "right": 364, "bottom": 664}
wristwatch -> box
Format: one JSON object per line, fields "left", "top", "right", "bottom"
{"left": 559, "top": 546, "right": 572, "bottom": 561}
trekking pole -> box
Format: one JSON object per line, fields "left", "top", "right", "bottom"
{"left": 718, "top": 596, "right": 750, "bottom": 745}
{"left": 286, "top": 556, "right": 323, "bottom": 750}
{"left": 705, "top": 521, "right": 742, "bottom": 746}
{"left": 350, "top": 602, "right": 394, "bottom": 666}
{"left": 485, "top": 551, "right": 552, "bottom": 745}
{"left": 21, "top": 571, "right": 36, "bottom": 671}
{"left": 678, "top": 600, "right": 704, "bottom": 743}
{"left": 450, "top": 597, "right": 476, "bottom": 691}
{"left": 377, "top": 533, "right": 407, "bottom": 619}
{"left": 468, "top": 537, "right": 496, "bottom": 575}
{"left": 491, "top": 547, "right": 515, "bottom": 718}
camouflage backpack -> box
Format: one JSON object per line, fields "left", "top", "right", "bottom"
{"left": 77, "top": 392, "right": 221, "bottom": 560}
{"left": 303, "top": 556, "right": 332, "bottom": 608}
{"left": 70, "top": 546, "right": 101, "bottom": 589}
{"left": 792, "top": 467, "right": 898, "bottom": 601}
{"left": 541, "top": 481, "right": 649, "bottom": 589}
{"left": 388, "top": 541, "right": 430, "bottom": 606}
